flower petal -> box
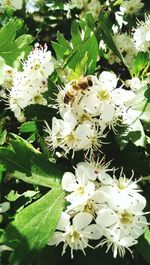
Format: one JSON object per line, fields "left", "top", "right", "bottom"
{"left": 73, "top": 212, "right": 93, "bottom": 230}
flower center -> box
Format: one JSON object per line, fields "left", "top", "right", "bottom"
{"left": 67, "top": 228, "right": 80, "bottom": 244}
{"left": 84, "top": 201, "right": 95, "bottom": 214}
{"left": 97, "top": 89, "right": 111, "bottom": 101}
{"left": 78, "top": 114, "right": 91, "bottom": 124}
{"left": 77, "top": 187, "right": 85, "bottom": 195}
{"left": 116, "top": 178, "right": 126, "bottom": 190}
{"left": 120, "top": 211, "right": 133, "bottom": 225}
{"left": 33, "top": 95, "right": 43, "bottom": 104}
{"left": 64, "top": 132, "right": 76, "bottom": 144}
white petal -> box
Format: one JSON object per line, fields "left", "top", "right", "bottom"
{"left": 128, "top": 215, "right": 147, "bottom": 238}
{"left": 83, "top": 224, "right": 102, "bottom": 240}
{"left": 120, "top": 236, "right": 138, "bottom": 247}
{"left": 63, "top": 111, "right": 77, "bottom": 134}
{"left": 100, "top": 104, "right": 115, "bottom": 122}
{"left": 96, "top": 208, "right": 118, "bottom": 227}
{"left": 92, "top": 189, "right": 109, "bottom": 203}
{"left": 48, "top": 231, "right": 64, "bottom": 245}
{"left": 99, "top": 71, "right": 118, "bottom": 90}
{"left": 56, "top": 212, "right": 70, "bottom": 231}
{"left": 98, "top": 172, "right": 113, "bottom": 185}
{"left": 76, "top": 162, "right": 96, "bottom": 181}
{"left": 73, "top": 212, "right": 93, "bottom": 230}
{"left": 84, "top": 182, "right": 95, "bottom": 197}
{"left": 61, "top": 172, "right": 78, "bottom": 192}
{"left": 129, "top": 192, "right": 147, "bottom": 212}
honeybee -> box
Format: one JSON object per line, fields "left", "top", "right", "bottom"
{"left": 64, "top": 76, "right": 93, "bottom": 104}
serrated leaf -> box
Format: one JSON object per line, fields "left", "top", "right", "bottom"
{"left": 0, "top": 135, "right": 63, "bottom": 188}
{"left": 0, "top": 21, "right": 33, "bottom": 66}
{"left": 3, "top": 188, "right": 65, "bottom": 265}
{"left": 53, "top": 19, "right": 98, "bottom": 74}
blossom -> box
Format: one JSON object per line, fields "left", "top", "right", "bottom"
{"left": 61, "top": 169, "right": 96, "bottom": 206}
{"left": 22, "top": 44, "right": 54, "bottom": 79}
{"left": 96, "top": 207, "right": 148, "bottom": 257}
{"left": 120, "top": 0, "right": 144, "bottom": 15}
{"left": 1, "top": 0, "right": 23, "bottom": 10}
{"left": 49, "top": 212, "right": 102, "bottom": 258}
{"left": 98, "top": 171, "right": 147, "bottom": 211}
{"left": 45, "top": 110, "right": 102, "bottom": 155}
{"left": 8, "top": 44, "right": 54, "bottom": 121}
{"left": 108, "top": 33, "right": 136, "bottom": 67}
{"left": 133, "top": 15, "right": 150, "bottom": 52}
{"left": 68, "top": 0, "right": 101, "bottom": 21}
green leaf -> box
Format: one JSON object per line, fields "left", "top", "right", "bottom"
{"left": 24, "top": 104, "right": 58, "bottom": 125}
{"left": 19, "top": 121, "right": 38, "bottom": 133}
{"left": 0, "top": 21, "right": 33, "bottom": 66}
{"left": 137, "top": 229, "right": 150, "bottom": 264}
{"left": 115, "top": 118, "right": 147, "bottom": 150}
{"left": 0, "top": 135, "right": 63, "bottom": 188}
{"left": 67, "top": 52, "right": 88, "bottom": 81}
{"left": 53, "top": 19, "right": 99, "bottom": 75}
{"left": 3, "top": 188, "right": 65, "bottom": 265}
{"left": 0, "top": 129, "right": 7, "bottom": 145}
{"left": 132, "top": 84, "right": 150, "bottom": 124}
{"left": 133, "top": 52, "right": 149, "bottom": 77}
{"left": 0, "top": 21, "right": 16, "bottom": 49}
{"left": 98, "top": 12, "right": 130, "bottom": 73}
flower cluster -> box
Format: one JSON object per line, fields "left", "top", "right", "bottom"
{"left": 68, "top": 0, "right": 102, "bottom": 21}
{"left": 133, "top": 15, "right": 150, "bottom": 52}
{"left": 45, "top": 71, "right": 135, "bottom": 155}
{"left": 108, "top": 33, "right": 136, "bottom": 67}
{"left": 119, "top": 0, "right": 144, "bottom": 15}
{"left": 8, "top": 44, "right": 54, "bottom": 122}
{"left": 49, "top": 161, "right": 148, "bottom": 258}
{"left": 0, "top": 0, "right": 23, "bottom": 10}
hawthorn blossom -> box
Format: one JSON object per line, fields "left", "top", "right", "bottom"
{"left": 133, "top": 15, "right": 150, "bottom": 52}
{"left": 120, "top": 0, "right": 144, "bottom": 15}
{"left": 8, "top": 44, "right": 54, "bottom": 121}
{"left": 1, "top": 0, "right": 23, "bottom": 10}
{"left": 49, "top": 212, "right": 102, "bottom": 258}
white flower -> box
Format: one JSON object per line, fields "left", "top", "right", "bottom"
{"left": 25, "top": 0, "right": 40, "bottom": 13}
{"left": 99, "top": 171, "right": 147, "bottom": 211}
{"left": 62, "top": 170, "right": 95, "bottom": 206}
{"left": 64, "top": 162, "right": 110, "bottom": 216}
{"left": 1, "top": 0, "right": 23, "bottom": 10}
{"left": 125, "top": 77, "right": 146, "bottom": 91}
{"left": 120, "top": 0, "right": 144, "bottom": 15}
{"left": 98, "top": 232, "right": 138, "bottom": 258}
{"left": 109, "top": 33, "right": 136, "bottom": 67}
{"left": 45, "top": 110, "right": 102, "bottom": 155}
{"left": 77, "top": 159, "right": 113, "bottom": 185}
{"left": 133, "top": 15, "right": 150, "bottom": 52}
{"left": 23, "top": 44, "right": 54, "bottom": 79}
{"left": 8, "top": 44, "right": 54, "bottom": 121}
{"left": 49, "top": 212, "right": 102, "bottom": 258}
{"left": 96, "top": 208, "right": 147, "bottom": 238}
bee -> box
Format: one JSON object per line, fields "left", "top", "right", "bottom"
{"left": 64, "top": 76, "right": 93, "bottom": 104}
